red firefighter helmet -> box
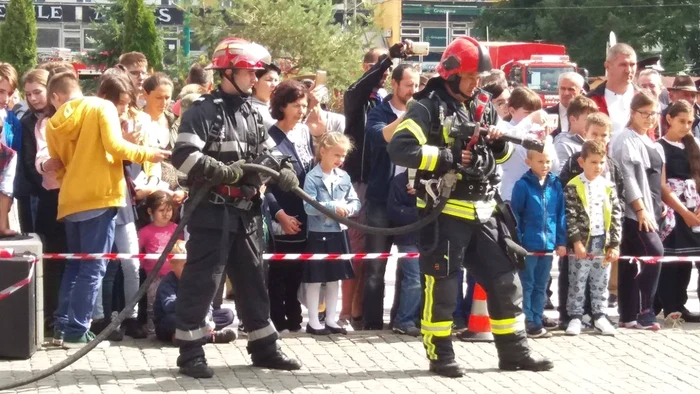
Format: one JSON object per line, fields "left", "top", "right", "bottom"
{"left": 436, "top": 36, "right": 492, "bottom": 80}
{"left": 208, "top": 37, "right": 272, "bottom": 70}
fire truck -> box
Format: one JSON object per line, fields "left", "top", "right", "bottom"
{"left": 39, "top": 48, "right": 104, "bottom": 79}
{"left": 483, "top": 42, "right": 584, "bottom": 106}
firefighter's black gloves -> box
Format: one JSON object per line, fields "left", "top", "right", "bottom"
{"left": 202, "top": 157, "right": 243, "bottom": 185}
{"left": 436, "top": 147, "right": 457, "bottom": 173}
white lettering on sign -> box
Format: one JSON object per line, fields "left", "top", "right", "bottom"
{"left": 36, "top": 5, "right": 63, "bottom": 21}
{"left": 156, "top": 8, "right": 171, "bottom": 23}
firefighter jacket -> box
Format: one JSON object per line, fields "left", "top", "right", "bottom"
{"left": 387, "top": 78, "right": 513, "bottom": 223}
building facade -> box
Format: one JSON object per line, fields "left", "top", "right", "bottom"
{"left": 400, "top": 0, "right": 498, "bottom": 66}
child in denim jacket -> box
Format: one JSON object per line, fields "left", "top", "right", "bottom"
{"left": 303, "top": 133, "right": 360, "bottom": 335}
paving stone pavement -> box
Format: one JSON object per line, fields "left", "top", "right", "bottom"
{"left": 3, "top": 257, "right": 700, "bottom": 393}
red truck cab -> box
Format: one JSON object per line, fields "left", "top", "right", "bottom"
{"left": 483, "top": 42, "right": 581, "bottom": 106}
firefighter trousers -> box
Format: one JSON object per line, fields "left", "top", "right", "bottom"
{"left": 175, "top": 225, "right": 278, "bottom": 366}
{"left": 419, "top": 214, "right": 530, "bottom": 365}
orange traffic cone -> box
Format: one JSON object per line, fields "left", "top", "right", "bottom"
{"left": 457, "top": 283, "right": 494, "bottom": 342}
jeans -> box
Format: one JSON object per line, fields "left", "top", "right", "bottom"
{"left": 54, "top": 208, "right": 117, "bottom": 339}
{"left": 362, "top": 200, "right": 393, "bottom": 328}
{"left": 394, "top": 244, "right": 421, "bottom": 329}
{"left": 93, "top": 222, "right": 141, "bottom": 320}
{"left": 518, "top": 254, "right": 553, "bottom": 329}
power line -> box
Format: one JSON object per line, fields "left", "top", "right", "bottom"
{"left": 485, "top": 3, "right": 700, "bottom": 11}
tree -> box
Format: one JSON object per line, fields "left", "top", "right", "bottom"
{"left": 122, "top": 0, "right": 164, "bottom": 70}
{"left": 0, "top": 0, "right": 37, "bottom": 76}
{"left": 477, "top": 0, "right": 700, "bottom": 76}
{"left": 84, "top": 0, "right": 164, "bottom": 70}
{"left": 188, "top": 0, "right": 377, "bottom": 103}
{"left": 83, "top": 0, "right": 127, "bottom": 68}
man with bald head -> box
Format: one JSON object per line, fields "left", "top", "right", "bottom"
{"left": 545, "top": 72, "right": 584, "bottom": 138}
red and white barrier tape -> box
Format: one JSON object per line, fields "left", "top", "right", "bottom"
{"left": 0, "top": 252, "right": 36, "bottom": 302}
{"left": 39, "top": 252, "right": 422, "bottom": 261}
{"left": 31, "top": 251, "right": 700, "bottom": 263}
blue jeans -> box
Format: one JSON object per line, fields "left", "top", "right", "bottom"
{"left": 54, "top": 209, "right": 117, "bottom": 339}
{"left": 394, "top": 244, "right": 421, "bottom": 329}
{"left": 518, "top": 255, "right": 553, "bottom": 329}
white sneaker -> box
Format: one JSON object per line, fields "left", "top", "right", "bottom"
{"left": 566, "top": 318, "right": 582, "bottom": 336}
{"left": 594, "top": 316, "right": 616, "bottom": 336}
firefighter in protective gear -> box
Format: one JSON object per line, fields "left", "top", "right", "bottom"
{"left": 387, "top": 36, "right": 554, "bottom": 378}
{"left": 172, "top": 37, "right": 302, "bottom": 379}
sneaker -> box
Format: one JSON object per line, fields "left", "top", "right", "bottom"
{"left": 619, "top": 320, "right": 639, "bottom": 329}
{"left": 526, "top": 327, "right": 552, "bottom": 338}
{"left": 52, "top": 329, "right": 64, "bottom": 347}
{"left": 209, "top": 328, "right": 237, "bottom": 343}
{"left": 62, "top": 331, "right": 109, "bottom": 349}
{"left": 594, "top": 316, "right": 616, "bottom": 336}
{"left": 542, "top": 316, "right": 558, "bottom": 329}
{"left": 393, "top": 326, "right": 421, "bottom": 337}
{"left": 179, "top": 356, "right": 214, "bottom": 379}
{"left": 637, "top": 311, "right": 661, "bottom": 331}
{"left": 664, "top": 311, "right": 684, "bottom": 328}
{"left": 318, "top": 311, "right": 326, "bottom": 323}
{"left": 566, "top": 318, "right": 582, "bottom": 336}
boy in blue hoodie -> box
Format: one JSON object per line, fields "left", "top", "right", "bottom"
{"left": 510, "top": 145, "right": 567, "bottom": 338}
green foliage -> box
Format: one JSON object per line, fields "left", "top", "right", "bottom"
{"left": 477, "top": 0, "right": 700, "bottom": 76}
{"left": 188, "top": 0, "right": 377, "bottom": 104}
{"left": 122, "top": 0, "right": 164, "bottom": 70}
{"left": 85, "top": 0, "right": 164, "bottom": 70}
{"left": 83, "top": 0, "right": 126, "bottom": 68}
{"left": 0, "top": 0, "right": 37, "bottom": 77}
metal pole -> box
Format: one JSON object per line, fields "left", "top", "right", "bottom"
{"left": 446, "top": 11, "right": 449, "bottom": 45}
{"left": 183, "top": 12, "right": 191, "bottom": 58}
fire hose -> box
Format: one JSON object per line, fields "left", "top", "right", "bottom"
{"left": 0, "top": 164, "right": 457, "bottom": 390}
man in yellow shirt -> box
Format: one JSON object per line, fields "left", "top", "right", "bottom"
{"left": 45, "top": 71, "right": 168, "bottom": 348}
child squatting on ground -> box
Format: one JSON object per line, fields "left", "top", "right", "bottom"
{"left": 302, "top": 133, "right": 361, "bottom": 335}
{"left": 154, "top": 240, "right": 237, "bottom": 344}
{"left": 510, "top": 144, "right": 567, "bottom": 338}
{"left": 564, "top": 140, "right": 622, "bottom": 336}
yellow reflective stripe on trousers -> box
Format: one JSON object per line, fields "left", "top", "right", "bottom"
{"left": 495, "top": 143, "right": 514, "bottom": 164}
{"left": 396, "top": 118, "right": 427, "bottom": 145}
{"left": 421, "top": 320, "right": 452, "bottom": 337}
{"left": 418, "top": 145, "right": 440, "bottom": 171}
{"left": 490, "top": 315, "right": 526, "bottom": 335}
{"left": 422, "top": 275, "right": 438, "bottom": 360}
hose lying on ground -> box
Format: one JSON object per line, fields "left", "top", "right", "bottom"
{"left": 0, "top": 164, "right": 453, "bottom": 390}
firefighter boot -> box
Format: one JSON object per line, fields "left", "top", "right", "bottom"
{"left": 252, "top": 349, "right": 302, "bottom": 371}
{"left": 499, "top": 356, "right": 554, "bottom": 372}
{"left": 179, "top": 356, "right": 215, "bottom": 379}
{"left": 429, "top": 360, "right": 466, "bottom": 378}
